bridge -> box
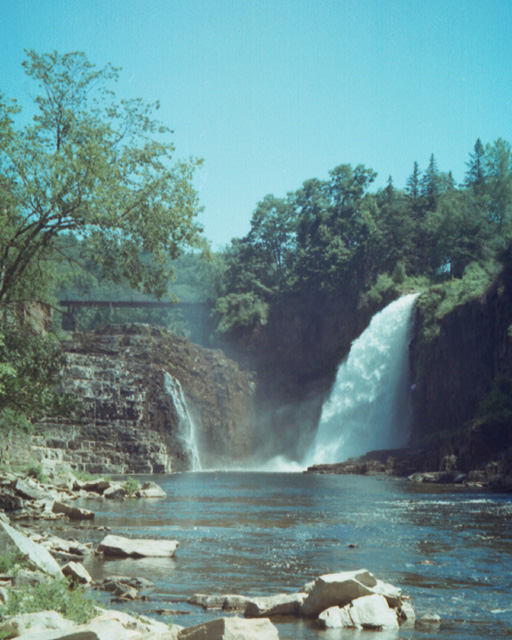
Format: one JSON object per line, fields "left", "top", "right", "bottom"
{"left": 59, "top": 299, "right": 213, "bottom": 344}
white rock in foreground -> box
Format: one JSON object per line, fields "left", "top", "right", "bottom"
{"left": 0, "top": 611, "right": 73, "bottom": 638}
{"left": 178, "top": 617, "right": 279, "bottom": 640}
{"left": 319, "top": 594, "right": 399, "bottom": 630}
{"left": 98, "top": 534, "right": 178, "bottom": 558}
{"left": 299, "top": 569, "right": 377, "bottom": 616}
{"left": 0, "top": 521, "right": 63, "bottom": 577}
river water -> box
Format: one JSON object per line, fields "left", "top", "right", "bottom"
{"left": 74, "top": 472, "right": 512, "bottom": 639}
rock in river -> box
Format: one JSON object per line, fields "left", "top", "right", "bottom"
{"left": 98, "top": 534, "right": 179, "bottom": 558}
{"left": 178, "top": 617, "right": 279, "bottom": 640}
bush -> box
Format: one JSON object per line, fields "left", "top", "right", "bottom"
{"left": 25, "top": 462, "right": 46, "bottom": 483}
{"left": 0, "top": 578, "right": 96, "bottom": 625}
{"left": 122, "top": 478, "right": 141, "bottom": 495}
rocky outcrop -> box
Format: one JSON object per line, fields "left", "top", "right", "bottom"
{"left": 34, "top": 325, "right": 255, "bottom": 474}
{"left": 409, "top": 264, "right": 512, "bottom": 477}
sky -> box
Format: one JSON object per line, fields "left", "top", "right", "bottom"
{"left": 1, "top": 0, "right": 511, "bottom": 249}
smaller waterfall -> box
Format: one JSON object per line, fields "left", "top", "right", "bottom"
{"left": 163, "top": 373, "right": 202, "bottom": 471}
{"left": 303, "top": 293, "right": 418, "bottom": 467}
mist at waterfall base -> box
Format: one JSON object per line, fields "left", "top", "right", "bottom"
{"left": 251, "top": 294, "right": 419, "bottom": 472}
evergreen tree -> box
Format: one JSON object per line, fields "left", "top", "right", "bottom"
{"left": 465, "top": 138, "right": 486, "bottom": 194}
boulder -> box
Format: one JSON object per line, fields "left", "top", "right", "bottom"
{"left": 0, "top": 611, "right": 73, "bottom": 638}
{"left": 79, "top": 478, "right": 111, "bottom": 493}
{"left": 14, "top": 618, "right": 139, "bottom": 639}
{"left": 52, "top": 501, "right": 95, "bottom": 520}
{"left": 244, "top": 593, "right": 307, "bottom": 617}
{"left": 136, "top": 481, "right": 167, "bottom": 499}
{"left": 398, "top": 601, "right": 416, "bottom": 627}
{"left": 299, "top": 569, "right": 377, "bottom": 616}
{"left": 103, "top": 485, "right": 127, "bottom": 500}
{"left": 372, "top": 579, "right": 402, "bottom": 607}
{"left": 62, "top": 561, "right": 93, "bottom": 585}
{"left": 98, "top": 534, "right": 178, "bottom": 558}
{"left": 348, "top": 594, "right": 399, "bottom": 630}
{"left": 177, "top": 617, "right": 279, "bottom": 640}
{"left": 0, "top": 521, "right": 63, "bottom": 577}
{"left": 319, "top": 595, "right": 398, "bottom": 630}
{"left": 187, "top": 594, "right": 250, "bottom": 611}
{"left": 419, "top": 612, "right": 441, "bottom": 625}
{"left": 14, "top": 479, "right": 47, "bottom": 501}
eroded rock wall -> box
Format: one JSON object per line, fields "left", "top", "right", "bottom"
{"left": 409, "top": 266, "right": 512, "bottom": 472}
{"left": 34, "top": 325, "right": 254, "bottom": 474}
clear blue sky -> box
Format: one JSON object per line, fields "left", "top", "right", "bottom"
{"left": 1, "top": 0, "right": 511, "bottom": 248}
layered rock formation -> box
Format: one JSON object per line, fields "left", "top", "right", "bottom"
{"left": 34, "top": 325, "right": 254, "bottom": 474}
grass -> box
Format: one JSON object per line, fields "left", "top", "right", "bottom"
{"left": 0, "top": 577, "right": 97, "bottom": 626}
{"left": 122, "top": 478, "right": 141, "bottom": 495}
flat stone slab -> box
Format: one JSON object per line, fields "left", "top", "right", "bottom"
{"left": 178, "top": 617, "right": 279, "bottom": 640}
{"left": 52, "top": 501, "right": 95, "bottom": 520}
{"left": 0, "top": 521, "right": 63, "bottom": 577}
{"left": 98, "top": 534, "right": 178, "bottom": 558}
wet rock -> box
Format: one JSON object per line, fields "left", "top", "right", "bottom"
{"left": 52, "top": 501, "right": 95, "bottom": 520}
{"left": 98, "top": 534, "right": 178, "bottom": 558}
{"left": 135, "top": 481, "right": 167, "bottom": 499}
{"left": 299, "top": 569, "right": 377, "bottom": 616}
{"left": 177, "top": 617, "right": 279, "bottom": 640}
{"left": 0, "top": 521, "right": 63, "bottom": 577}
{"left": 187, "top": 594, "right": 229, "bottom": 609}
{"left": 103, "top": 484, "right": 127, "bottom": 499}
{"left": 62, "top": 561, "right": 93, "bottom": 585}
{"left": 419, "top": 612, "right": 441, "bottom": 625}
{"left": 319, "top": 594, "right": 399, "bottom": 630}
{"left": 398, "top": 601, "right": 416, "bottom": 627}
{"left": 79, "top": 478, "right": 111, "bottom": 493}
{"left": 222, "top": 595, "right": 252, "bottom": 612}
{"left": 372, "top": 579, "right": 402, "bottom": 607}
{"left": 244, "top": 593, "right": 307, "bottom": 617}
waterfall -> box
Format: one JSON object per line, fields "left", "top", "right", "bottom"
{"left": 163, "top": 372, "right": 202, "bottom": 471}
{"left": 303, "top": 293, "right": 418, "bottom": 467}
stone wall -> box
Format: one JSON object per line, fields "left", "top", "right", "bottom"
{"left": 34, "top": 325, "right": 255, "bottom": 474}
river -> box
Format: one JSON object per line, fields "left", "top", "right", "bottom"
{"left": 69, "top": 472, "right": 512, "bottom": 639}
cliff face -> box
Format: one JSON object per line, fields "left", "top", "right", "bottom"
{"left": 223, "top": 291, "right": 393, "bottom": 462}
{"left": 409, "top": 266, "right": 512, "bottom": 472}
{"left": 35, "top": 325, "right": 254, "bottom": 474}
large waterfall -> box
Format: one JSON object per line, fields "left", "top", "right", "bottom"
{"left": 163, "top": 373, "right": 202, "bottom": 471}
{"left": 302, "top": 293, "right": 418, "bottom": 467}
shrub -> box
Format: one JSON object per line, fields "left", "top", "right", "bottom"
{"left": 0, "top": 578, "right": 96, "bottom": 625}
{"left": 122, "top": 478, "right": 141, "bottom": 495}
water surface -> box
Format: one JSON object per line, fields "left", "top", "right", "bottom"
{"left": 72, "top": 473, "right": 512, "bottom": 639}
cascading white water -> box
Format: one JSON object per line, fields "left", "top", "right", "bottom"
{"left": 303, "top": 293, "right": 419, "bottom": 467}
{"left": 163, "top": 372, "right": 202, "bottom": 471}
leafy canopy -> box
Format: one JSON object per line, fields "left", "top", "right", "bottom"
{"left": 0, "top": 50, "right": 205, "bottom": 305}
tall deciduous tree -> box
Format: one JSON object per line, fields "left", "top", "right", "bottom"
{"left": 0, "top": 50, "right": 204, "bottom": 306}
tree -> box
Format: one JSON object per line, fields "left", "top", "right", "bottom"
{"left": 465, "top": 138, "right": 486, "bottom": 194}
{"left": 421, "top": 153, "right": 440, "bottom": 209}
{"left": 0, "top": 50, "right": 204, "bottom": 306}
{"left": 485, "top": 138, "right": 512, "bottom": 232}
{"left": 406, "top": 161, "right": 421, "bottom": 201}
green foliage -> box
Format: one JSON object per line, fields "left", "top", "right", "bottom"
{"left": 0, "top": 549, "right": 27, "bottom": 574}
{"left": 213, "top": 292, "right": 269, "bottom": 339}
{"left": 0, "top": 322, "right": 75, "bottom": 433}
{"left": 122, "top": 477, "right": 141, "bottom": 495}
{"left": 71, "top": 470, "right": 110, "bottom": 482}
{"left": 0, "top": 50, "right": 204, "bottom": 307}
{"left": 0, "top": 578, "right": 96, "bottom": 625}
{"left": 477, "top": 373, "right": 512, "bottom": 427}
{"left": 25, "top": 462, "right": 46, "bottom": 483}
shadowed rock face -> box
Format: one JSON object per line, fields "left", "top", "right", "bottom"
{"left": 34, "top": 325, "right": 255, "bottom": 474}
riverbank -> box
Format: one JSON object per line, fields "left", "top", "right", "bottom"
{"left": 303, "top": 446, "right": 512, "bottom": 491}
{"left": 0, "top": 469, "right": 430, "bottom": 639}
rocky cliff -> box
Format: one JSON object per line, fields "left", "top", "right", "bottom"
{"left": 34, "top": 325, "right": 254, "bottom": 474}
{"left": 409, "top": 264, "right": 512, "bottom": 478}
